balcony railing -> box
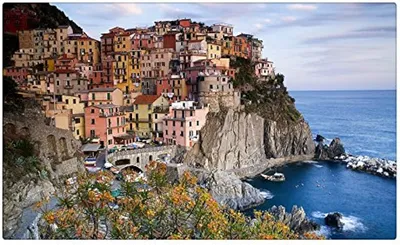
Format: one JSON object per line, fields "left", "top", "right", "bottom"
{"left": 99, "top": 111, "right": 125, "bottom": 117}
{"left": 64, "top": 84, "right": 74, "bottom": 89}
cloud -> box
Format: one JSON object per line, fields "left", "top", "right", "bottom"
{"left": 303, "top": 25, "right": 396, "bottom": 44}
{"left": 287, "top": 4, "right": 318, "bottom": 11}
{"left": 158, "top": 3, "right": 203, "bottom": 19}
{"left": 73, "top": 3, "right": 143, "bottom": 20}
{"left": 263, "top": 18, "right": 272, "bottom": 23}
{"left": 281, "top": 16, "right": 297, "bottom": 22}
{"left": 105, "top": 3, "right": 142, "bottom": 15}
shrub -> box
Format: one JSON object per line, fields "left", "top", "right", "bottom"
{"left": 36, "top": 162, "right": 324, "bottom": 240}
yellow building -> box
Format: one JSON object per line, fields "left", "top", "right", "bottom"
{"left": 77, "top": 33, "right": 101, "bottom": 66}
{"left": 114, "top": 52, "right": 134, "bottom": 94}
{"left": 113, "top": 32, "right": 131, "bottom": 52}
{"left": 132, "top": 95, "right": 169, "bottom": 138}
{"left": 131, "top": 49, "right": 148, "bottom": 93}
{"left": 61, "top": 95, "right": 86, "bottom": 139}
{"left": 207, "top": 42, "right": 222, "bottom": 59}
{"left": 44, "top": 58, "right": 55, "bottom": 72}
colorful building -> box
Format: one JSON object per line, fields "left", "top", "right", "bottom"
{"left": 163, "top": 101, "right": 209, "bottom": 147}
{"left": 54, "top": 69, "right": 87, "bottom": 95}
{"left": 132, "top": 95, "right": 169, "bottom": 138}
{"left": 84, "top": 104, "right": 132, "bottom": 148}
{"left": 86, "top": 87, "right": 124, "bottom": 106}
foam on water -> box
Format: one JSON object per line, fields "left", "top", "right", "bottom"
{"left": 259, "top": 189, "right": 274, "bottom": 199}
{"left": 303, "top": 160, "right": 319, "bottom": 164}
{"left": 311, "top": 211, "right": 367, "bottom": 233}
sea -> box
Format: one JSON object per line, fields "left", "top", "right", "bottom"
{"left": 246, "top": 90, "right": 397, "bottom": 239}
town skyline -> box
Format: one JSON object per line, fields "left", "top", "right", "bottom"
{"left": 54, "top": 2, "right": 396, "bottom": 91}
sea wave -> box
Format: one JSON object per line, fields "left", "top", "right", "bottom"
{"left": 311, "top": 211, "right": 367, "bottom": 233}
{"left": 259, "top": 189, "right": 274, "bottom": 200}
{"left": 303, "top": 160, "right": 319, "bottom": 164}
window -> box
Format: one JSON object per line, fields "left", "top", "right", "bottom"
{"left": 165, "top": 121, "right": 168, "bottom": 126}
{"left": 75, "top": 118, "right": 81, "bottom": 124}
{"left": 107, "top": 93, "right": 111, "bottom": 100}
{"left": 73, "top": 99, "right": 76, "bottom": 104}
{"left": 180, "top": 121, "right": 184, "bottom": 127}
{"left": 173, "top": 121, "right": 175, "bottom": 127}
{"left": 165, "top": 130, "right": 168, "bottom": 135}
{"left": 180, "top": 131, "right": 183, "bottom": 136}
{"left": 66, "top": 99, "right": 69, "bottom": 104}
{"left": 76, "top": 129, "right": 80, "bottom": 135}
{"left": 210, "top": 84, "right": 213, "bottom": 90}
{"left": 108, "top": 139, "right": 112, "bottom": 145}
{"left": 56, "top": 81, "right": 60, "bottom": 86}
{"left": 189, "top": 121, "right": 192, "bottom": 127}
{"left": 92, "top": 93, "right": 95, "bottom": 100}
{"left": 197, "top": 121, "right": 199, "bottom": 126}
{"left": 173, "top": 130, "right": 176, "bottom": 136}
{"left": 135, "top": 105, "right": 139, "bottom": 110}
{"left": 108, "top": 129, "right": 112, "bottom": 135}
{"left": 155, "top": 114, "right": 158, "bottom": 119}
{"left": 91, "top": 119, "right": 95, "bottom": 124}
{"left": 90, "top": 129, "right": 95, "bottom": 137}
{"left": 148, "top": 104, "right": 151, "bottom": 110}
{"left": 91, "top": 109, "right": 95, "bottom": 113}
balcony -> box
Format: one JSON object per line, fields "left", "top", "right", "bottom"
{"left": 99, "top": 111, "right": 125, "bottom": 117}
{"left": 132, "top": 118, "right": 151, "bottom": 123}
{"left": 64, "top": 84, "right": 74, "bottom": 89}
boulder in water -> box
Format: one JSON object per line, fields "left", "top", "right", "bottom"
{"left": 324, "top": 212, "right": 344, "bottom": 229}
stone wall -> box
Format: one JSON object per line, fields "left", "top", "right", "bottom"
{"left": 3, "top": 103, "right": 85, "bottom": 238}
{"left": 198, "top": 91, "right": 240, "bottom": 113}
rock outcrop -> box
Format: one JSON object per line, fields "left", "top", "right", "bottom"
{"left": 200, "top": 171, "right": 265, "bottom": 210}
{"left": 269, "top": 205, "right": 320, "bottom": 234}
{"left": 184, "top": 108, "right": 315, "bottom": 177}
{"left": 3, "top": 99, "right": 85, "bottom": 239}
{"left": 315, "top": 137, "right": 346, "bottom": 160}
{"left": 324, "top": 212, "right": 344, "bottom": 229}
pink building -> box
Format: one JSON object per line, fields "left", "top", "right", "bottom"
{"left": 163, "top": 101, "right": 209, "bottom": 148}
{"left": 55, "top": 54, "right": 78, "bottom": 70}
{"left": 4, "top": 66, "right": 30, "bottom": 84}
{"left": 84, "top": 104, "right": 133, "bottom": 148}
{"left": 131, "top": 33, "right": 155, "bottom": 50}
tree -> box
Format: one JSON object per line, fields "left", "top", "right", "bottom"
{"left": 36, "top": 162, "right": 324, "bottom": 240}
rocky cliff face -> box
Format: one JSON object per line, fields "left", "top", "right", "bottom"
{"left": 184, "top": 70, "right": 315, "bottom": 177}
{"left": 184, "top": 109, "right": 266, "bottom": 171}
{"left": 3, "top": 99, "right": 85, "bottom": 238}
{"left": 184, "top": 108, "right": 314, "bottom": 177}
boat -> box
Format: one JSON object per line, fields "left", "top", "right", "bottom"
{"left": 261, "top": 172, "right": 286, "bottom": 182}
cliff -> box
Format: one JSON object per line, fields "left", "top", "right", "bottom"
{"left": 3, "top": 84, "right": 85, "bottom": 238}
{"left": 184, "top": 61, "right": 315, "bottom": 177}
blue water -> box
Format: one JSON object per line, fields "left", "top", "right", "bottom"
{"left": 248, "top": 90, "right": 397, "bottom": 239}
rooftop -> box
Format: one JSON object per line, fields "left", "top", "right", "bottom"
{"left": 93, "top": 104, "right": 120, "bottom": 109}
{"left": 133, "top": 95, "right": 160, "bottom": 105}
{"left": 89, "top": 87, "right": 118, "bottom": 92}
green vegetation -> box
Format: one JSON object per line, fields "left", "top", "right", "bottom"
{"left": 36, "top": 162, "right": 323, "bottom": 239}
{"left": 229, "top": 57, "right": 302, "bottom": 123}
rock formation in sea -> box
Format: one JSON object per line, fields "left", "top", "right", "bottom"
{"left": 315, "top": 137, "right": 346, "bottom": 160}
{"left": 268, "top": 205, "right": 320, "bottom": 234}
{"left": 324, "top": 212, "right": 344, "bottom": 229}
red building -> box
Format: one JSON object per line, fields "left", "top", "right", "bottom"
{"left": 88, "top": 70, "right": 113, "bottom": 89}
{"left": 163, "top": 32, "right": 178, "bottom": 50}
{"left": 179, "top": 19, "right": 191, "bottom": 28}
{"left": 4, "top": 66, "right": 30, "bottom": 84}
{"left": 101, "top": 55, "right": 114, "bottom": 84}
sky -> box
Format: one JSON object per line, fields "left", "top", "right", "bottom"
{"left": 53, "top": 2, "right": 396, "bottom": 91}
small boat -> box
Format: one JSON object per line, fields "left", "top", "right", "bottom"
{"left": 261, "top": 172, "right": 286, "bottom": 182}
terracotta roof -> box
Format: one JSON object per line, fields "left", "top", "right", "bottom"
{"left": 133, "top": 95, "right": 160, "bottom": 105}
{"left": 188, "top": 40, "right": 204, "bottom": 43}
{"left": 101, "top": 33, "right": 116, "bottom": 38}
{"left": 89, "top": 87, "right": 117, "bottom": 92}
{"left": 55, "top": 69, "right": 77, "bottom": 74}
